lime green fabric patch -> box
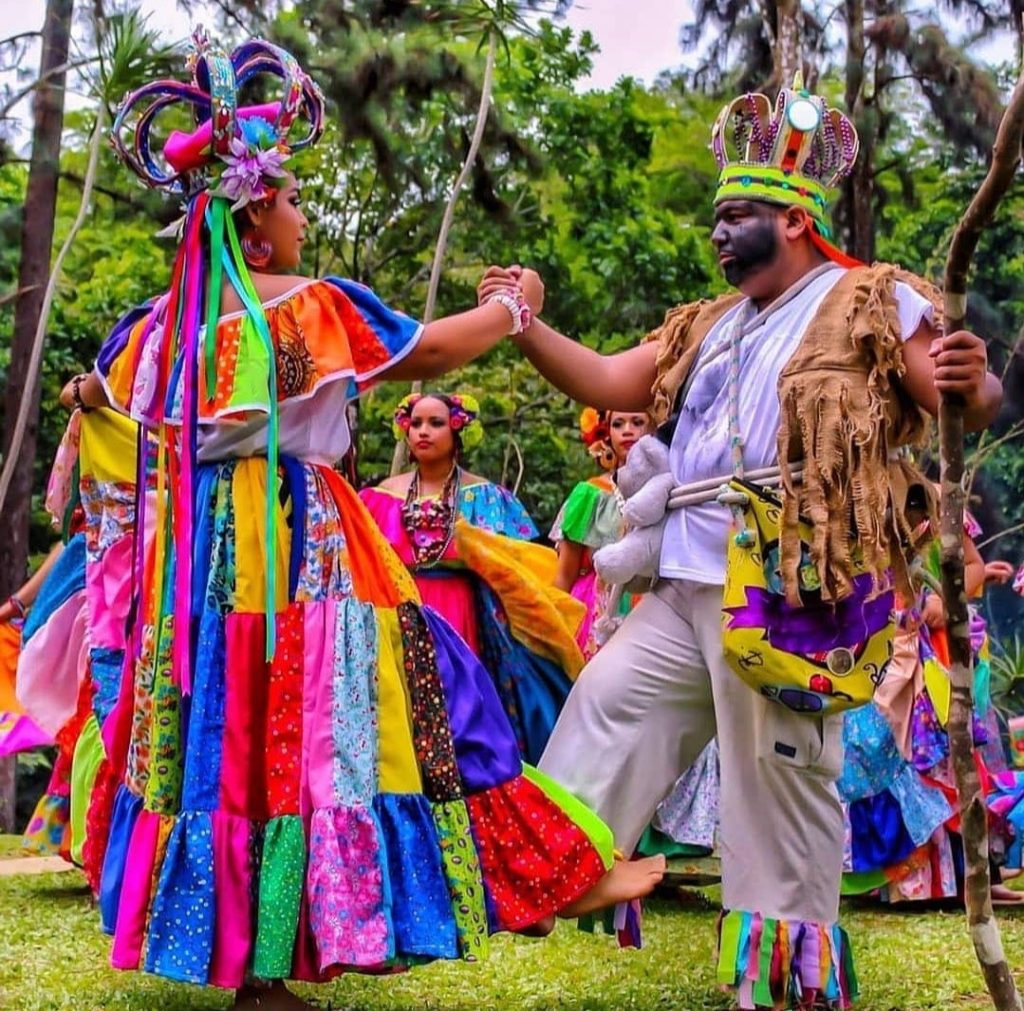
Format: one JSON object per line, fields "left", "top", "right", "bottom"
{"left": 432, "top": 800, "right": 489, "bottom": 960}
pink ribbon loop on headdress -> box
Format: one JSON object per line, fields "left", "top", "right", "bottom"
{"left": 164, "top": 103, "right": 282, "bottom": 175}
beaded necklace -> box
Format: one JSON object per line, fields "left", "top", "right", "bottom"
{"left": 401, "top": 464, "right": 461, "bottom": 568}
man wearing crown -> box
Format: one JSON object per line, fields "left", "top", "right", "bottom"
{"left": 479, "top": 78, "right": 1002, "bottom": 1009}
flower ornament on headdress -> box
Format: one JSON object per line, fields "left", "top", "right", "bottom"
{"left": 393, "top": 393, "right": 485, "bottom": 451}
{"left": 213, "top": 117, "right": 290, "bottom": 209}
{"left": 711, "top": 72, "right": 860, "bottom": 263}
{"left": 579, "top": 407, "right": 615, "bottom": 471}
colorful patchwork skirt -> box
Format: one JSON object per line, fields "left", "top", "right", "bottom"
{"left": 838, "top": 701, "right": 953, "bottom": 895}
{"left": 93, "top": 457, "right": 613, "bottom": 988}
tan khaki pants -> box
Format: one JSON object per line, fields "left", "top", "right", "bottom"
{"left": 539, "top": 578, "right": 845, "bottom": 924}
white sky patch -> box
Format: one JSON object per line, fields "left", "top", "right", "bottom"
{"left": 560, "top": 0, "right": 694, "bottom": 88}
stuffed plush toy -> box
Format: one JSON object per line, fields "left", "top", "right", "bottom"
{"left": 593, "top": 434, "right": 674, "bottom": 589}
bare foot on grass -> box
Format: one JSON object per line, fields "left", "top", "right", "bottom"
{"left": 558, "top": 854, "right": 666, "bottom": 919}
{"left": 992, "top": 883, "right": 1024, "bottom": 905}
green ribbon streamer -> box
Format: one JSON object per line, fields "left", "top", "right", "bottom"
{"left": 716, "top": 910, "right": 742, "bottom": 985}
{"left": 203, "top": 200, "right": 226, "bottom": 403}
{"left": 223, "top": 214, "right": 279, "bottom": 660}
{"left": 839, "top": 925, "right": 859, "bottom": 1001}
{"left": 753, "top": 916, "right": 777, "bottom": 1008}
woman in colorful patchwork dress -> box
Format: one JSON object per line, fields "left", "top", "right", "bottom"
{"left": 552, "top": 408, "right": 651, "bottom": 659}
{"left": 7, "top": 403, "right": 118, "bottom": 862}
{"left": 360, "top": 392, "right": 584, "bottom": 764}
{"left": 69, "top": 38, "right": 663, "bottom": 1011}
{"left": 838, "top": 490, "right": 1020, "bottom": 904}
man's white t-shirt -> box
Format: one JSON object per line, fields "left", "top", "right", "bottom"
{"left": 659, "top": 266, "right": 934, "bottom": 585}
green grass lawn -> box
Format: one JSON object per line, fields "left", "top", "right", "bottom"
{"left": 2, "top": 852, "right": 1022, "bottom": 1011}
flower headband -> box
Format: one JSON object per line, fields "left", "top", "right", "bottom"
{"left": 579, "top": 407, "right": 610, "bottom": 447}
{"left": 579, "top": 407, "right": 617, "bottom": 471}
{"left": 393, "top": 393, "right": 485, "bottom": 451}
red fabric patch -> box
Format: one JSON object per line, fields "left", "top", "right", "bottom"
{"left": 82, "top": 757, "right": 117, "bottom": 894}
{"left": 221, "top": 614, "right": 270, "bottom": 821}
{"left": 266, "top": 604, "right": 304, "bottom": 818}
{"left": 467, "top": 774, "right": 606, "bottom": 931}
{"left": 334, "top": 294, "right": 392, "bottom": 377}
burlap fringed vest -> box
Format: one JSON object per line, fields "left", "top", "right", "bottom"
{"left": 646, "top": 263, "right": 943, "bottom": 604}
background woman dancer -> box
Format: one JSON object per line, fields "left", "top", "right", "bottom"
{"left": 360, "top": 392, "right": 584, "bottom": 763}
{"left": 552, "top": 408, "right": 651, "bottom": 659}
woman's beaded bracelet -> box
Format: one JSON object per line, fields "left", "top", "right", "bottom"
{"left": 486, "top": 286, "right": 532, "bottom": 336}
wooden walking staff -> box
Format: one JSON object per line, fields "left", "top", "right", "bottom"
{"left": 940, "top": 65, "right": 1024, "bottom": 1011}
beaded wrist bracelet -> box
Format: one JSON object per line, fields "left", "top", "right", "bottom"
{"left": 486, "top": 286, "right": 532, "bottom": 336}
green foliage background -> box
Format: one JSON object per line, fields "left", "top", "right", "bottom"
{"left": 2, "top": 8, "right": 1024, "bottom": 563}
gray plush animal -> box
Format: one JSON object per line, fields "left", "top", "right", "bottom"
{"left": 593, "top": 434, "right": 674, "bottom": 588}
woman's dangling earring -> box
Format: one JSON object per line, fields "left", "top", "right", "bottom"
{"left": 241, "top": 231, "right": 273, "bottom": 270}
{"left": 596, "top": 442, "right": 617, "bottom": 472}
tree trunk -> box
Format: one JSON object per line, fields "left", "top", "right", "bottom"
{"left": 771, "top": 0, "right": 803, "bottom": 89}
{"left": 1, "top": 0, "right": 73, "bottom": 590}
{"left": 0, "top": 0, "right": 72, "bottom": 836}
{"left": 842, "top": 0, "right": 875, "bottom": 262}
{"left": 940, "top": 66, "right": 1024, "bottom": 1011}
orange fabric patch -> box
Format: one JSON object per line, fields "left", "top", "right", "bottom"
{"left": 321, "top": 468, "right": 418, "bottom": 608}
{"left": 0, "top": 622, "right": 22, "bottom": 714}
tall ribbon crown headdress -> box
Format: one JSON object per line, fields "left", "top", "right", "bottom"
{"left": 711, "top": 74, "right": 859, "bottom": 262}
{"left": 108, "top": 34, "right": 325, "bottom": 687}
{"left": 112, "top": 29, "right": 324, "bottom": 202}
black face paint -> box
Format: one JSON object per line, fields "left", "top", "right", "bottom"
{"left": 712, "top": 202, "right": 782, "bottom": 286}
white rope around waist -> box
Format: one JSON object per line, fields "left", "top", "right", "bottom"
{"left": 666, "top": 465, "right": 804, "bottom": 510}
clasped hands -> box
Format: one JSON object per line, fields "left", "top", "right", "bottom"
{"left": 477, "top": 265, "right": 544, "bottom": 332}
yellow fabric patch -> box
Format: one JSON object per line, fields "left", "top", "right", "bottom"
{"left": 722, "top": 480, "right": 892, "bottom": 716}
{"left": 453, "top": 521, "right": 586, "bottom": 678}
{"left": 69, "top": 715, "right": 104, "bottom": 865}
{"left": 375, "top": 608, "right": 423, "bottom": 794}
{"left": 231, "top": 459, "right": 290, "bottom": 614}
{"left": 79, "top": 408, "right": 141, "bottom": 484}
{"left": 923, "top": 657, "right": 951, "bottom": 726}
